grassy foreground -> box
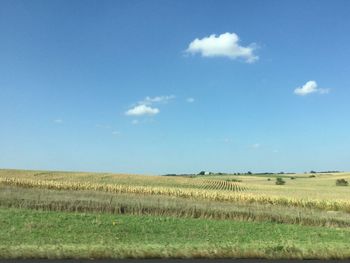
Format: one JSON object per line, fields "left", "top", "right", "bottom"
{"left": 1, "top": 207, "right": 350, "bottom": 259}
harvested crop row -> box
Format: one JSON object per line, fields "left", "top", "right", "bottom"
{"left": 199, "top": 179, "right": 247, "bottom": 192}
{"left": 1, "top": 177, "right": 350, "bottom": 212}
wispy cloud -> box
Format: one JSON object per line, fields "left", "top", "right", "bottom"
{"left": 186, "top": 97, "right": 195, "bottom": 103}
{"left": 294, "top": 80, "right": 330, "bottom": 96}
{"left": 96, "top": 124, "right": 111, "bottom": 129}
{"left": 222, "top": 138, "right": 233, "bottom": 143}
{"left": 185, "top": 32, "right": 258, "bottom": 63}
{"left": 54, "top": 119, "right": 63, "bottom": 124}
{"left": 139, "top": 95, "right": 175, "bottom": 105}
{"left": 112, "top": 131, "right": 120, "bottom": 135}
{"left": 251, "top": 143, "right": 260, "bottom": 149}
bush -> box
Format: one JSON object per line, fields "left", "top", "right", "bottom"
{"left": 309, "top": 175, "right": 316, "bottom": 178}
{"left": 198, "top": 171, "right": 205, "bottom": 175}
{"left": 275, "top": 177, "right": 286, "bottom": 185}
{"left": 290, "top": 176, "right": 296, "bottom": 180}
{"left": 267, "top": 178, "right": 271, "bottom": 181}
{"left": 336, "top": 179, "right": 349, "bottom": 186}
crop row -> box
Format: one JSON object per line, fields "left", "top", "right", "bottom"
{"left": 1, "top": 177, "right": 350, "bottom": 212}
{"left": 196, "top": 179, "right": 247, "bottom": 192}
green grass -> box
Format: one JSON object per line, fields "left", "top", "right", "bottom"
{"left": 1, "top": 207, "right": 350, "bottom": 259}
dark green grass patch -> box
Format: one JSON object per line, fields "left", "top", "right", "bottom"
{"left": 0, "top": 207, "right": 350, "bottom": 259}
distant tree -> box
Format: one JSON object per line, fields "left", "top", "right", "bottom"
{"left": 310, "top": 170, "right": 317, "bottom": 174}
{"left": 336, "top": 179, "right": 349, "bottom": 186}
{"left": 198, "top": 171, "right": 205, "bottom": 176}
{"left": 247, "top": 171, "right": 252, "bottom": 175}
{"left": 275, "top": 177, "right": 286, "bottom": 185}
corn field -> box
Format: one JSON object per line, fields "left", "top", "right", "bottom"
{"left": 1, "top": 177, "right": 350, "bottom": 213}
{"left": 196, "top": 179, "right": 247, "bottom": 191}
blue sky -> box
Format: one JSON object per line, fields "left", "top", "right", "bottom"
{"left": 1, "top": 0, "right": 350, "bottom": 174}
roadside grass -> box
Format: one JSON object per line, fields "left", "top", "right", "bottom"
{"left": 1, "top": 207, "right": 350, "bottom": 259}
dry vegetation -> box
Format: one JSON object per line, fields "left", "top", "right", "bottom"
{"left": 1, "top": 170, "right": 349, "bottom": 212}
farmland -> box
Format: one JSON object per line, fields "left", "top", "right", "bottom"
{"left": 0, "top": 169, "right": 350, "bottom": 259}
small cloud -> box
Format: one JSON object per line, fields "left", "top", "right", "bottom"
{"left": 125, "top": 95, "right": 175, "bottom": 119}
{"left": 294, "top": 80, "right": 330, "bottom": 96}
{"left": 185, "top": 32, "right": 258, "bottom": 63}
{"left": 252, "top": 143, "right": 260, "bottom": 149}
{"left": 131, "top": 119, "right": 139, "bottom": 125}
{"left": 319, "top": 88, "right": 330, "bottom": 94}
{"left": 125, "top": 95, "right": 175, "bottom": 118}
{"left": 125, "top": 104, "right": 159, "bottom": 116}
{"left": 186, "top": 97, "right": 195, "bottom": 103}
{"left": 139, "top": 95, "right": 175, "bottom": 105}
{"left": 112, "top": 131, "right": 120, "bottom": 135}
{"left": 54, "top": 119, "right": 63, "bottom": 124}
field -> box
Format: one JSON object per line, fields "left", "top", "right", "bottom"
{"left": 0, "top": 169, "right": 350, "bottom": 259}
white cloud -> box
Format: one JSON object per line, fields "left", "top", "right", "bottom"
{"left": 294, "top": 80, "right": 330, "bottom": 96}
{"left": 185, "top": 32, "right": 258, "bottom": 63}
{"left": 125, "top": 104, "right": 159, "bottom": 116}
{"left": 186, "top": 97, "right": 195, "bottom": 103}
{"left": 140, "top": 95, "right": 175, "bottom": 105}
{"left": 54, "top": 119, "right": 63, "bottom": 124}
{"left": 125, "top": 95, "right": 174, "bottom": 118}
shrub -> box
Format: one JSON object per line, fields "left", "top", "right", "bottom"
{"left": 198, "top": 171, "right": 205, "bottom": 176}
{"left": 275, "top": 177, "right": 286, "bottom": 185}
{"left": 267, "top": 178, "right": 271, "bottom": 181}
{"left": 290, "top": 177, "right": 296, "bottom": 180}
{"left": 336, "top": 179, "right": 349, "bottom": 186}
{"left": 309, "top": 175, "right": 316, "bottom": 178}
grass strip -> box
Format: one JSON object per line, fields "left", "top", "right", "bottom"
{"left": 0, "top": 207, "right": 350, "bottom": 259}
